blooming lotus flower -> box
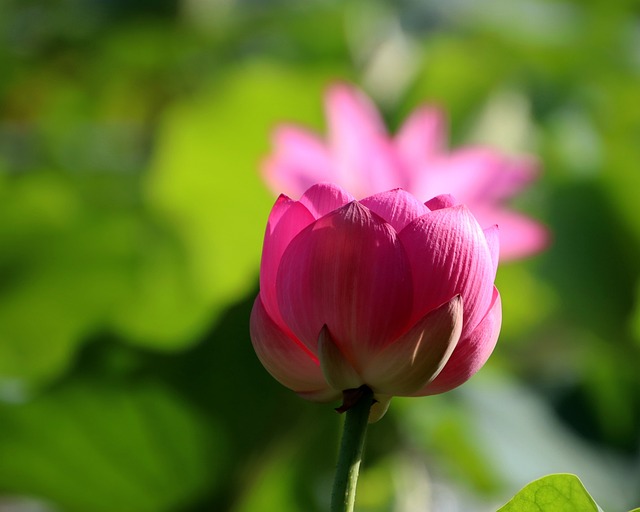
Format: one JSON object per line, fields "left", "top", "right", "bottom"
{"left": 262, "top": 83, "right": 548, "bottom": 260}
{"left": 250, "top": 183, "right": 501, "bottom": 421}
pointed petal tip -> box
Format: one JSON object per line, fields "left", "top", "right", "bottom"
{"left": 318, "top": 325, "right": 363, "bottom": 392}
{"left": 299, "top": 182, "right": 355, "bottom": 218}
{"left": 425, "top": 194, "right": 459, "bottom": 210}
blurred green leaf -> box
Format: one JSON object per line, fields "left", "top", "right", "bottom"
{"left": 0, "top": 172, "right": 120, "bottom": 387}
{"left": 0, "top": 379, "right": 221, "bottom": 512}
{"left": 145, "top": 60, "right": 340, "bottom": 326}
{"left": 497, "top": 474, "right": 600, "bottom": 512}
{"left": 106, "top": 217, "right": 212, "bottom": 349}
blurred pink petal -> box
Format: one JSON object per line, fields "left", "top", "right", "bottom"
{"left": 325, "top": 83, "right": 405, "bottom": 196}
{"left": 473, "top": 207, "right": 549, "bottom": 261}
{"left": 396, "top": 105, "right": 448, "bottom": 169}
{"left": 262, "top": 126, "right": 334, "bottom": 198}
{"left": 262, "top": 83, "right": 549, "bottom": 260}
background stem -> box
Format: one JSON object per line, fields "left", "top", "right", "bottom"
{"left": 331, "top": 386, "right": 374, "bottom": 512}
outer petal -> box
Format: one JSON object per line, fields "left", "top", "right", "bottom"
{"left": 262, "top": 125, "right": 335, "bottom": 198}
{"left": 360, "top": 188, "right": 430, "bottom": 232}
{"left": 277, "top": 201, "right": 413, "bottom": 369}
{"left": 250, "top": 296, "right": 337, "bottom": 401}
{"left": 299, "top": 182, "right": 355, "bottom": 219}
{"left": 396, "top": 105, "right": 448, "bottom": 171}
{"left": 260, "top": 195, "right": 315, "bottom": 327}
{"left": 399, "top": 205, "right": 495, "bottom": 337}
{"left": 412, "top": 149, "right": 538, "bottom": 205}
{"left": 483, "top": 224, "right": 500, "bottom": 279}
{"left": 418, "top": 287, "right": 502, "bottom": 396}
{"left": 363, "top": 295, "right": 463, "bottom": 396}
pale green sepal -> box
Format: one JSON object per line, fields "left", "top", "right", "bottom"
{"left": 497, "top": 473, "right": 601, "bottom": 512}
{"left": 368, "top": 395, "right": 391, "bottom": 423}
{"left": 318, "top": 325, "right": 363, "bottom": 392}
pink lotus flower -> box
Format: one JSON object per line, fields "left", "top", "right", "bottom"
{"left": 250, "top": 183, "right": 501, "bottom": 420}
{"left": 262, "top": 83, "right": 548, "bottom": 260}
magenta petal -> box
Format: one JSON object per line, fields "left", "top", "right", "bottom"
{"left": 399, "top": 205, "right": 495, "bottom": 336}
{"left": 425, "top": 194, "right": 458, "bottom": 211}
{"left": 360, "top": 189, "right": 430, "bottom": 232}
{"left": 299, "top": 182, "right": 355, "bottom": 219}
{"left": 262, "top": 125, "right": 335, "bottom": 198}
{"left": 419, "top": 287, "right": 501, "bottom": 396}
{"left": 277, "top": 201, "right": 413, "bottom": 365}
{"left": 260, "top": 196, "right": 315, "bottom": 326}
{"left": 250, "top": 296, "right": 337, "bottom": 401}
{"left": 363, "top": 295, "right": 463, "bottom": 396}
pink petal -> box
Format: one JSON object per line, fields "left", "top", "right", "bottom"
{"left": 396, "top": 105, "right": 448, "bottom": 170}
{"left": 412, "top": 148, "right": 538, "bottom": 205}
{"left": 299, "top": 182, "right": 355, "bottom": 219}
{"left": 250, "top": 296, "right": 337, "bottom": 401}
{"left": 360, "top": 189, "right": 430, "bottom": 232}
{"left": 399, "top": 205, "right": 495, "bottom": 337}
{"left": 260, "top": 195, "right": 315, "bottom": 327}
{"left": 363, "top": 295, "right": 463, "bottom": 396}
{"left": 425, "top": 194, "right": 458, "bottom": 211}
{"left": 473, "top": 207, "right": 549, "bottom": 261}
{"left": 419, "top": 287, "right": 501, "bottom": 396}
{"left": 276, "top": 201, "right": 413, "bottom": 368}
{"left": 326, "top": 83, "right": 387, "bottom": 141}
{"left": 261, "top": 125, "right": 335, "bottom": 199}
{"left": 483, "top": 224, "right": 500, "bottom": 278}
{"left": 325, "top": 83, "right": 405, "bottom": 196}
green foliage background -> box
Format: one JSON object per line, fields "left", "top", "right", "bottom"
{"left": 1, "top": 0, "right": 639, "bottom": 510}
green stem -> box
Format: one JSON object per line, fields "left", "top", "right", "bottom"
{"left": 331, "top": 386, "right": 374, "bottom": 512}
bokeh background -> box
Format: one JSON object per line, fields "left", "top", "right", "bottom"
{"left": 1, "top": 0, "right": 640, "bottom": 511}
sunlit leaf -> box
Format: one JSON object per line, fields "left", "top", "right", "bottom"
{"left": 0, "top": 173, "right": 121, "bottom": 387}
{"left": 497, "top": 474, "right": 600, "bottom": 512}
{"left": 145, "top": 60, "right": 341, "bottom": 326}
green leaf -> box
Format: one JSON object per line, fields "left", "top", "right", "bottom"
{"left": 497, "top": 474, "right": 600, "bottom": 512}
{"left": 0, "top": 379, "right": 223, "bottom": 512}
{"left": 145, "top": 60, "right": 341, "bottom": 326}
